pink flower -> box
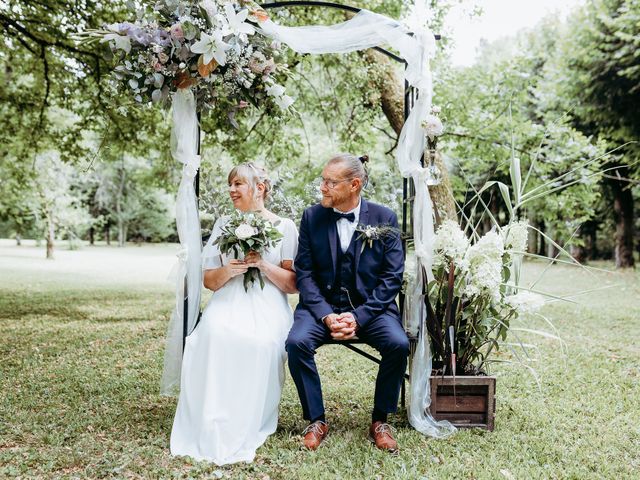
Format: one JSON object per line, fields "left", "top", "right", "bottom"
{"left": 154, "top": 62, "right": 163, "bottom": 72}
{"left": 248, "top": 56, "right": 276, "bottom": 75}
{"left": 248, "top": 57, "right": 263, "bottom": 74}
{"left": 170, "top": 23, "right": 184, "bottom": 41}
{"left": 262, "top": 58, "right": 276, "bottom": 75}
{"left": 238, "top": 101, "right": 249, "bottom": 108}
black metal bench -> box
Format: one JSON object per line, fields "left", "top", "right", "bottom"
{"left": 325, "top": 334, "right": 417, "bottom": 408}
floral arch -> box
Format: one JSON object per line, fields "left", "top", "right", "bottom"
{"left": 84, "top": 0, "right": 451, "bottom": 438}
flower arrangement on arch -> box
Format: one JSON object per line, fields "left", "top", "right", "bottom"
{"left": 420, "top": 104, "right": 444, "bottom": 185}
{"left": 213, "top": 211, "right": 283, "bottom": 291}
{"left": 78, "top": 0, "right": 293, "bottom": 120}
{"left": 422, "top": 104, "right": 444, "bottom": 150}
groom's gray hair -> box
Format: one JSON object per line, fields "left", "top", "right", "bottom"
{"left": 327, "top": 153, "right": 369, "bottom": 191}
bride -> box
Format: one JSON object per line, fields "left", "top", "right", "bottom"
{"left": 170, "top": 162, "right": 298, "bottom": 464}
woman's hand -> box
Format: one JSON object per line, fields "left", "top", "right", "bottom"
{"left": 244, "top": 251, "right": 265, "bottom": 271}
{"left": 226, "top": 259, "right": 249, "bottom": 278}
{"left": 204, "top": 260, "right": 247, "bottom": 291}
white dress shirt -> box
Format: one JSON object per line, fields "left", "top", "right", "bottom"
{"left": 334, "top": 199, "right": 361, "bottom": 253}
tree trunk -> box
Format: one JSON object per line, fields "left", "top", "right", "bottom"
{"left": 589, "top": 226, "right": 598, "bottom": 260}
{"left": 581, "top": 220, "right": 598, "bottom": 261}
{"left": 570, "top": 243, "right": 586, "bottom": 263}
{"left": 546, "top": 225, "right": 559, "bottom": 258}
{"left": 609, "top": 171, "right": 635, "bottom": 268}
{"left": 527, "top": 225, "right": 537, "bottom": 255}
{"left": 117, "top": 218, "right": 126, "bottom": 247}
{"left": 105, "top": 224, "right": 111, "bottom": 245}
{"left": 362, "top": 49, "right": 457, "bottom": 223}
{"left": 89, "top": 226, "right": 94, "bottom": 246}
{"left": 45, "top": 207, "right": 54, "bottom": 259}
{"left": 116, "top": 163, "right": 127, "bottom": 248}
{"left": 537, "top": 221, "right": 546, "bottom": 256}
{"left": 15, "top": 234, "right": 21, "bottom": 246}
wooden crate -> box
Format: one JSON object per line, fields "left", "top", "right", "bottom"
{"left": 428, "top": 375, "right": 496, "bottom": 431}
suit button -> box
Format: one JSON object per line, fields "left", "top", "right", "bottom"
{"left": 327, "top": 284, "right": 332, "bottom": 290}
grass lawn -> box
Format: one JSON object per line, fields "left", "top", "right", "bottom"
{"left": 1, "top": 240, "right": 639, "bottom": 479}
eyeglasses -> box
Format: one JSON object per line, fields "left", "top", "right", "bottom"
{"left": 319, "top": 177, "right": 352, "bottom": 189}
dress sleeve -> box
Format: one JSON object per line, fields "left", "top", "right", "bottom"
{"left": 280, "top": 218, "right": 299, "bottom": 267}
{"left": 201, "top": 216, "right": 228, "bottom": 270}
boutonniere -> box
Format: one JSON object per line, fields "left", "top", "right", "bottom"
{"left": 355, "top": 224, "right": 401, "bottom": 253}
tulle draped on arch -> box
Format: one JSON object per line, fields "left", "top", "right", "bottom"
{"left": 161, "top": 7, "right": 455, "bottom": 439}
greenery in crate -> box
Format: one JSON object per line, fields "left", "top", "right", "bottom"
{"left": 423, "top": 219, "right": 540, "bottom": 375}
{"left": 421, "top": 106, "right": 619, "bottom": 377}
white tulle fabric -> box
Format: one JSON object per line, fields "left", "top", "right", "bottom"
{"left": 161, "top": 89, "right": 202, "bottom": 396}
{"left": 161, "top": 8, "right": 452, "bottom": 437}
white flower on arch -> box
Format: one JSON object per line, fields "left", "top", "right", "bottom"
{"left": 190, "top": 31, "right": 231, "bottom": 66}
{"left": 266, "top": 83, "right": 294, "bottom": 110}
{"left": 222, "top": 3, "right": 255, "bottom": 36}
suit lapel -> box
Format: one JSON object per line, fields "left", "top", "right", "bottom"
{"left": 354, "top": 198, "right": 369, "bottom": 275}
{"left": 326, "top": 211, "right": 338, "bottom": 281}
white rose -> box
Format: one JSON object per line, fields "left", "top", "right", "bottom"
{"left": 266, "top": 83, "right": 286, "bottom": 97}
{"left": 275, "top": 94, "right": 294, "bottom": 110}
{"left": 200, "top": 0, "right": 218, "bottom": 18}
{"left": 235, "top": 223, "right": 257, "bottom": 239}
{"left": 423, "top": 114, "right": 444, "bottom": 139}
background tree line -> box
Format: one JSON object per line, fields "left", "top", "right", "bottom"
{"left": 0, "top": 0, "right": 637, "bottom": 267}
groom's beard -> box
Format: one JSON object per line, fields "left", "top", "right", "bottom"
{"left": 320, "top": 191, "right": 351, "bottom": 209}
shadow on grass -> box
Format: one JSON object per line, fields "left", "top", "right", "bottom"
{"left": 0, "top": 289, "right": 169, "bottom": 324}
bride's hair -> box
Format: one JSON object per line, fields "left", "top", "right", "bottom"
{"left": 228, "top": 162, "right": 272, "bottom": 201}
{"left": 327, "top": 153, "right": 369, "bottom": 190}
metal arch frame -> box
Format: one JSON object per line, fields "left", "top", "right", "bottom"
{"left": 260, "top": 1, "right": 406, "bottom": 63}
{"left": 187, "top": 3, "right": 433, "bottom": 405}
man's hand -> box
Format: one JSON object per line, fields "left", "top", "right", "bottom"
{"left": 324, "top": 312, "right": 358, "bottom": 340}
{"left": 323, "top": 313, "right": 341, "bottom": 330}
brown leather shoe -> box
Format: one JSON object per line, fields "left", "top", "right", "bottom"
{"left": 368, "top": 421, "right": 399, "bottom": 454}
{"left": 301, "top": 421, "right": 329, "bottom": 450}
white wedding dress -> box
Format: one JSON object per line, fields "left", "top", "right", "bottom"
{"left": 170, "top": 216, "right": 298, "bottom": 465}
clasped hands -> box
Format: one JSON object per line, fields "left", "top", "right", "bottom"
{"left": 324, "top": 312, "right": 358, "bottom": 341}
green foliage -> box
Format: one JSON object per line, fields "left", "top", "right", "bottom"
{"left": 435, "top": 14, "right": 614, "bottom": 251}
{"left": 533, "top": 0, "right": 639, "bottom": 265}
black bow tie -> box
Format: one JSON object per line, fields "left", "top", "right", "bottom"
{"left": 332, "top": 211, "right": 356, "bottom": 222}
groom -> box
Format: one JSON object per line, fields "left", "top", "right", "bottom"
{"left": 287, "top": 153, "right": 408, "bottom": 453}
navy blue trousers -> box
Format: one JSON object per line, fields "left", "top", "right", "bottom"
{"left": 286, "top": 307, "right": 409, "bottom": 421}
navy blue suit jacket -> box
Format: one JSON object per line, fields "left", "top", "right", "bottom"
{"left": 294, "top": 198, "right": 404, "bottom": 327}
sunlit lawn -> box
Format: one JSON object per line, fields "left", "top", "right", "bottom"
{"left": 1, "top": 240, "right": 639, "bottom": 479}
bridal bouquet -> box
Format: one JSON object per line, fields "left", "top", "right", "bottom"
{"left": 78, "top": 0, "right": 293, "bottom": 120}
{"left": 423, "top": 219, "right": 545, "bottom": 375}
{"left": 213, "top": 212, "right": 283, "bottom": 290}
